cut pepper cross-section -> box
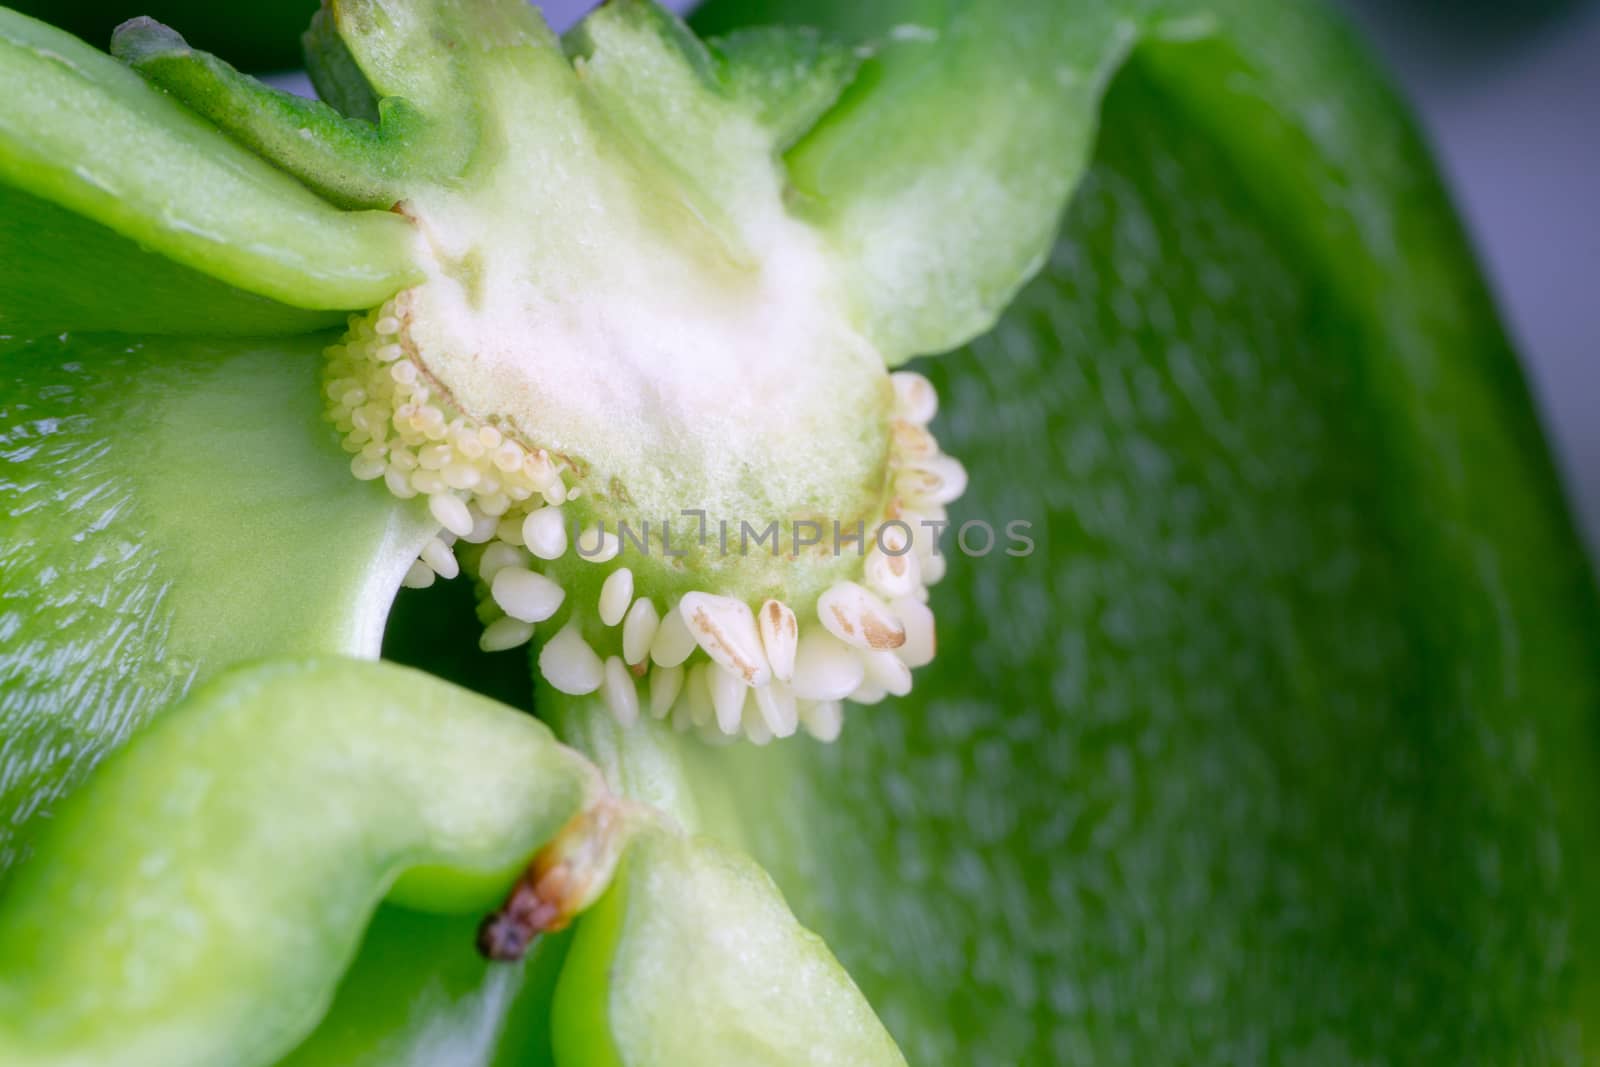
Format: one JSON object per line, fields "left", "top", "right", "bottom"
{"left": 114, "top": 0, "right": 1001, "bottom": 745}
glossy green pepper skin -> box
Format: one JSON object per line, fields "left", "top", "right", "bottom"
{"left": 4, "top": 0, "right": 1600, "bottom": 1064}
{"left": 0, "top": 336, "right": 434, "bottom": 872}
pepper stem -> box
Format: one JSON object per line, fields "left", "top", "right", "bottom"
{"left": 478, "top": 795, "right": 641, "bottom": 961}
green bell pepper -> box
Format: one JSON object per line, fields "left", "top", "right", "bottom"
{"left": 3, "top": 0, "right": 1597, "bottom": 1063}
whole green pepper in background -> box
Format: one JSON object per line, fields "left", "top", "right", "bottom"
{"left": 3, "top": 2, "right": 1599, "bottom": 1066}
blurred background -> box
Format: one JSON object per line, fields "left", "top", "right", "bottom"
{"left": 1337, "top": 0, "right": 1600, "bottom": 551}
{"left": 12, "top": 0, "right": 1599, "bottom": 548}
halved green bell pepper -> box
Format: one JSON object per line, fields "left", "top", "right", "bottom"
{"left": 2, "top": 0, "right": 1597, "bottom": 1063}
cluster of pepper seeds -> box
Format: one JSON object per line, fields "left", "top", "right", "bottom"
{"left": 326, "top": 301, "right": 966, "bottom": 745}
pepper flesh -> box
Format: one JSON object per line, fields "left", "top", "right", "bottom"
{"left": 0, "top": 659, "right": 905, "bottom": 1067}
{"left": 0, "top": 658, "right": 598, "bottom": 1067}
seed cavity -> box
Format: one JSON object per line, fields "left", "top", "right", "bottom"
{"left": 329, "top": 304, "right": 962, "bottom": 745}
